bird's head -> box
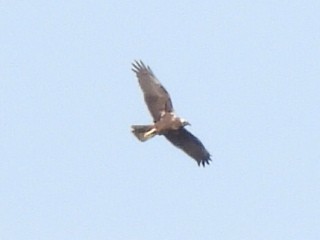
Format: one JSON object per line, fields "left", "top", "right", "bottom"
{"left": 180, "top": 118, "right": 191, "bottom": 127}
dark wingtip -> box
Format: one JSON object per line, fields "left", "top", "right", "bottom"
{"left": 131, "top": 60, "right": 154, "bottom": 77}
{"left": 132, "top": 60, "right": 146, "bottom": 71}
{"left": 198, "top": 154, "right": 212, "bottom": 167}
{"left": 132, "top": 60, "right": 143, "bottom": 73}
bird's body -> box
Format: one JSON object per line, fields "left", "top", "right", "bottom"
{"left": 131, "top": 60, "right": 211, "bottom": 166}
{"left": 155, "top": 113, "right": 185, "bottom": 133}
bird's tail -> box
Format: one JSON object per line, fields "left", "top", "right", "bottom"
{"left": 131, "top": 125, "right": 157, "bottom": 142}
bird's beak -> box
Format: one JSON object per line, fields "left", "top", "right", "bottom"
{"left": 184, "top": 121, "right": 191, "bottom": 127}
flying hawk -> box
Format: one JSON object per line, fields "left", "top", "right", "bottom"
{"left": 131, "top": 60, "right": 211, "bottom": 166}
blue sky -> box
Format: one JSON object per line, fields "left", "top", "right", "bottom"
{"left": 1, "top": 1, "right": 319, "bottom": 239}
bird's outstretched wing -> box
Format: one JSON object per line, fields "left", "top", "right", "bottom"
{"left": 164, "top": 128, "right": 211, "bottom": 166}
{"left": 132, "top": 60, "right": 173, "bottom": 121}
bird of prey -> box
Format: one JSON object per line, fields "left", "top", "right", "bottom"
{"left": 131, "top": 60, "right": 211, "bottom": 166}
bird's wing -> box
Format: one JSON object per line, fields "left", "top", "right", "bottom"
{"left": 132, "top": 60, "right": 173, "bottom": 121}
{"left": 164, "top": 128, "right": 211, "bottom": 166}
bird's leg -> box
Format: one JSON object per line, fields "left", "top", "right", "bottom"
{"left": 143, "top": 127, "right": 157, "bottom": 139}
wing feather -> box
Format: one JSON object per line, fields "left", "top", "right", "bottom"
{"left": 132, "top": 60, "right": 173, "bottom": 121}
{"left": 164, "top": 128, "right": 211, "bottom": 166}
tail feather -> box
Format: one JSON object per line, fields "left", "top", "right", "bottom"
{"left": 131, "top": 125, "right": 156, "bottom": 142}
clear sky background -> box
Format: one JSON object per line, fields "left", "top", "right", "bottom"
{"left": 1, "top": 1, "right": 319, "bottom": 239}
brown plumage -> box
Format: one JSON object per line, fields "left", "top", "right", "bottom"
{"left": 131, "top": 60, "right": 211, "bottom": 167}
